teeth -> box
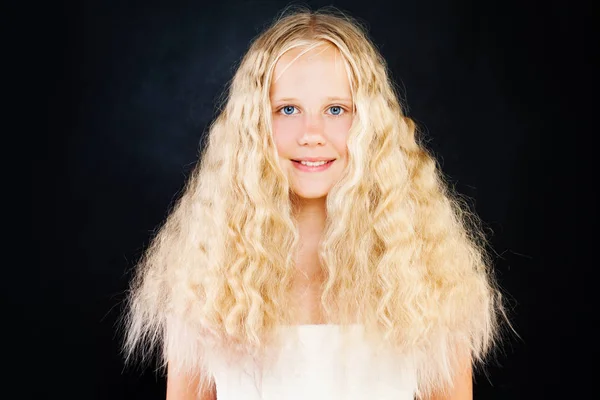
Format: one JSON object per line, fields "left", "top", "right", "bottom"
{"left": 300, "top": 160, "right": 329, "bottom": 166}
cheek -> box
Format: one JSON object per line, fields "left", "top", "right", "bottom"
{"left": 326, "top": 117, "right": 352, "bottom": 156}
{"left": 272, "top": 117, "right": 301, "bottom": 155}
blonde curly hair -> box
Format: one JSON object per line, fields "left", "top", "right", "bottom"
{"left": 120, "top": 5, "right": 511, "bottom": 398}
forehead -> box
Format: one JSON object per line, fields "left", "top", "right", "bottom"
{"left": 270, "top": 43, "right": 351, "bottom": 99}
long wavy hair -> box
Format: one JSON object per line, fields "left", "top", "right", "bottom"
{"left": 120, "top": 6, "right": 511, "bottom": 398}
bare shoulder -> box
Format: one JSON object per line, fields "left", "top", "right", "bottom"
{"left": 166, "top": 362, "right": 216, "bottom": 400}
{"left": 418, "top": 353, "right": 473, "bottom": 400}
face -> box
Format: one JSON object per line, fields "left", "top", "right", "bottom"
{"left": 270, "top": 43, "right": 353, "bottom": 200}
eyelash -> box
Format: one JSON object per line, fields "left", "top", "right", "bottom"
{"left": 276, "top": 105, "right": 347, "bottom": 117}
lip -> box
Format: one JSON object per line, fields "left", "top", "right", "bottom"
{"left": 291, "top": 157, "right": 336, "bottom": 162}
{"left": 292, "top": 159, "right": 335, "bottom": 172}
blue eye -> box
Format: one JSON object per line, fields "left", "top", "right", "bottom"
{"left": 281, "top": 105, "right": 296, "bottom": 115}
{"left": 329, "top": 106, "right": 343, "bottom": 116}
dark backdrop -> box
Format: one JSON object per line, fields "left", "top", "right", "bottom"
{"left": 29, "top": 0, "right": 594, "bottom": 398}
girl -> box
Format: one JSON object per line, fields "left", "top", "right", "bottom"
{"left": 121, "top": 6, "right": 510, "bottom": 400}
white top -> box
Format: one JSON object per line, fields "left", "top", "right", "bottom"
{"left": 210, "top": 324, "right": 418, "bottom": 400}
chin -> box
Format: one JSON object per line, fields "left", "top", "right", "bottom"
{"left": 298, "top": 194, "right": 328, "bottom": 200}
{"left": 291, "top": 188, "right": 330, "bottom": 200}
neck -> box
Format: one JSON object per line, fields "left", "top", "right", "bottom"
{"left": 293, "top": 196, "right": 327, "bottom": 241}
{"left": 290, "top": 196, "right": 328, "bottom": 323}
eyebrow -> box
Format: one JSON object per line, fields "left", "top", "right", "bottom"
{"left": 271, "top": 96, "right": 353, "bottom": 105}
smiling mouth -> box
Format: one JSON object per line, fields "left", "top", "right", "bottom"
{"left": 291, "top": 159, "right": 336, "bottom": 164}
{"left": 291, "top": 159, "right": 335, "bottom": 171}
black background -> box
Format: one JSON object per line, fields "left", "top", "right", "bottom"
{"left": 25, "top": 0, "right": 595, "bottom": 398}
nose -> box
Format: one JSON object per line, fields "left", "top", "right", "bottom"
{"left": 298, "top": 114, "right": 326, "bottom": 146}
